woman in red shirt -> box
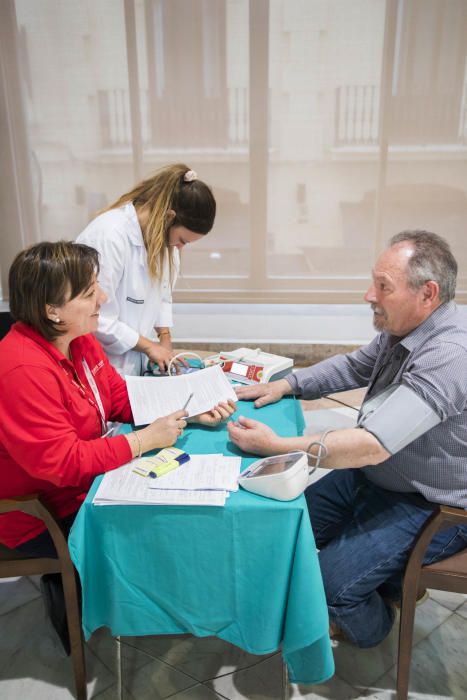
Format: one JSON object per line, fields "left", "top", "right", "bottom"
{"left": 0, "top": 240, "right": 235, "bottom": 653}
{"left": 0, "top": 240, "right": 235, "bottom": 555}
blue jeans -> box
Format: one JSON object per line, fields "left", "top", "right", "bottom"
{"left": 305, "top": 470, "right": 467, "bottom": 648}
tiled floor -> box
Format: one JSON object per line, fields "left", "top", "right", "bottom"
{"left": 1, "top": 395, "right": 467, "bottom": 699}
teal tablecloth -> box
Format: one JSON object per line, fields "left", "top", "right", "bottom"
{"left": 68, "top": 397, "right": 334, "bottom": 685}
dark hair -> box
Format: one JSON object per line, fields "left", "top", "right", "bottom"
{"left": 9, "top": 241, "right": 99, "bottom": 341}
{"left": 170, "top": 175, "right": 216, "bottom": 235}
{"left": 389, "top": 230, "right": 457, "bottom": 303}
{"left": 103, "top": 163, "right": 216, "bottom": 280}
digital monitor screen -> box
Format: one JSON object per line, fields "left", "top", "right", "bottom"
{"left": 246, "top": 453, "right": 303, "bottom": 477}
{"left": 230, "top": 362, "right": 249, "bottom": 377}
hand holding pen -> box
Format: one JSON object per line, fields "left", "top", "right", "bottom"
{"left": 128, "top": 405, "right": 190, "bottom": 456}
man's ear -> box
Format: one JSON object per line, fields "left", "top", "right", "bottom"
{"left": 166, "top": 209, "right": 176, "bottom": 224}
{"left": 422, "top": 280, "right": 440, "bottom": 306}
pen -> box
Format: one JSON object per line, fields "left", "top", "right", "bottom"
{"left": 182, "top": 392, "right": 194, "bottom": 411}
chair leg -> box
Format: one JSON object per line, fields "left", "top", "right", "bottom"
{"left": 396, "top": 577, "right": 419, "bottom": 700}
{"left": 61, "top": 565, "right": 87, "bottom": 700}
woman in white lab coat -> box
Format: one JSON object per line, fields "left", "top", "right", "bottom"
{"left": 76, "top": 163, "right": 215, "bottom": 376}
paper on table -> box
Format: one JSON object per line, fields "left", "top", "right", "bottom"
{"left": 148, "top": 454, "right": 241, "bottom": 492}
{"left": 92, "top": 462, "right": 227, "bottom": 506}
{"left": 95, "top": 487, "right": 227, "bottom": 507}
{"left": 126, "top": 364, "right": 237, "bottom": 425}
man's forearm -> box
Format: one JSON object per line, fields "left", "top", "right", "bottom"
{"left": 273, "top": 427, "right": 390, "bottom": 469}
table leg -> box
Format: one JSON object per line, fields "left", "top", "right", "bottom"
{"left": 116, "top": 635, "right": 123, "bottom": 700}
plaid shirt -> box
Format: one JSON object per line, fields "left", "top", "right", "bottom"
{"left": 287, "top": 302, "right": 467, "bottom": 507}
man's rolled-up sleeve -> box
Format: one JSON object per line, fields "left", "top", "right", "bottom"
{"left": 286, "top": 334, "right": 381, "bottom": 399}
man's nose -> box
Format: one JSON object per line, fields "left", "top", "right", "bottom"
{"left": 364, "top": 284, "right": 376, "bottom": 303}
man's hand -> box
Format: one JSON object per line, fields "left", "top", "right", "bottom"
{"left": 227, "top": 415, "right": 284, "bottom": 456}
{"left": 190, "top": 400, "right": 237, "bottom": 427}
{"left": 234, "top": 378, "right": 292, "bottom": 408}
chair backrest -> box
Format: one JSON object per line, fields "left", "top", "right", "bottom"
{"left": 397, "top": 504, "right": 467, "bottom": 700}
{"left": 0, "top": 495, "right": 87, "bottom": 700}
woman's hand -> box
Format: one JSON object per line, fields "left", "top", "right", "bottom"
{"left": 144, "top": 342, "right": 174, "bottom": 373}
{"left": 190, "top": 400, "right": 237, "bottom": 427}
{"left": 227, "top": 415, "right": 283, "bottom": 456}
{"left": 234, "top": 378, "right": 292, "bottom": 408}
{"left": 134, "top": 335, "right": 173, "bottom": 373}
{"left": 130, "top": 409, "right": 188, "bottom": 454}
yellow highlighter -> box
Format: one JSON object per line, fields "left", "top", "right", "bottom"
{"left": 132, "top": 447, "right": 190, "bottom": 479}
{"left": 148, "top": 460, "right": 180, "bottom": 479}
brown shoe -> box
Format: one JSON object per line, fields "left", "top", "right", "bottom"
{"left": 329, "top": 621, "right": 347, "bottom": 641}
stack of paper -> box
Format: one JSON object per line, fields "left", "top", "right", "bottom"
{"left": 125, "top": 364, "right": 237, "bottom": 424}
{"left": 93, "top": 454, "right": 241, "bottom": 507}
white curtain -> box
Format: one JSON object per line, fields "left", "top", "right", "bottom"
{"left": 1, "top": 0, "right": 466, "bottom": 302}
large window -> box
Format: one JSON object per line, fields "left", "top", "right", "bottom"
{"left": 1, "top": 0, "right": 466, "bottom": 302}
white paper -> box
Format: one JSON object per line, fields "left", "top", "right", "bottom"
{"left": 148, "top": 454, "right": 241, "bottom": 492}
{"left": 92, "top": 458, "right": 231, "bottom": 507}
{"left": 126, "top": 365, "right": 237, "bottom": 425}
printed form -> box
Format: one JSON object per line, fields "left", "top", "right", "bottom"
{"left": 148, "top": 454, "right": 241, "bottom": 492}
{"left": 93, "top": 454, "right": 241, "bottom": 507}
{"left": 126, "top": 364, "right": 237, "bottom": 425}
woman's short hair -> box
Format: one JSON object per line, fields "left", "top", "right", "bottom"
{"left": 389, "top": 230, "right": 457, "bottom": 303}
{"left": 9, "top": 240, "right": 99, "bottom": 341}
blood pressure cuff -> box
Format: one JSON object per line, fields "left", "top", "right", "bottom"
{"left": 357, "top": 383, "right": 441, "bottom": 455}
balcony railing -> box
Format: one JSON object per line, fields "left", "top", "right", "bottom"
{"left": 335, "top": 85, "right": 379, "bottom": 146}
{"left": 334, "top": 85, "right": 467, "bottom": 147}
{"left": 97, "top": 88, "right": 248, "bottom": 150}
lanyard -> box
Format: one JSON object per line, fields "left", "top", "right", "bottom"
{"left": 61, "top": 354, "right": 107, "bottom": 435}
{"left": 81, "top": 358, "right": 107, "bottom": 435}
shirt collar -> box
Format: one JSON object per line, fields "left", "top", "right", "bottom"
{"left": 392, "top": 301, "right": 457, "bottom": 352}
{"left": 15, "top": 321, "right": 77, "bottom": 369}
{"left": 122, "top": 202, "right": 145, "bottom": 247}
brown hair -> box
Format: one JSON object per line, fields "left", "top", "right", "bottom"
{"left": 9, "top": 241, "right": 99, "bottom": 341}
{"left": 103, "top": 163, "right": 216, "bottom": 281}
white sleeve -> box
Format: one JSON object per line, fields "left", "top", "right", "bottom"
{"left": 154, "top": 248, "right": 179, "bottom": 329}
{"left": 77, "top": 229, "right": 139, "bottom": 355}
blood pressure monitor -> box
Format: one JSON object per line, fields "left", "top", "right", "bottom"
{"left": 205, "top": 347, "right": 293, "bottom": 384}
{"left": 238, "top": 451, "right": 311, "bottom": 501}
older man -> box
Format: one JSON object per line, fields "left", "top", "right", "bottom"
{"left": 228, "top": 230, "right": 467, "bottom": 648}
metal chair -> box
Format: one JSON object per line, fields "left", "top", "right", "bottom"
{"left": 0, "top": 495, "right": 87, "bottom": 700}
{"left": 397, "top": 504, "right": 467, "bottom": 700}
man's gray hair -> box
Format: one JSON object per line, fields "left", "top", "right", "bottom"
{"left": 389, "top": 230, "right": 457, "bottom": 303}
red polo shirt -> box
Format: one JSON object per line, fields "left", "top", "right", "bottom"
{"left": 0, "top": 322, "right": 133, "bottom": 547}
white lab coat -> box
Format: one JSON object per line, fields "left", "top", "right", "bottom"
{"left": 76, "top": 202, "right": 179, "bottom": 376}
